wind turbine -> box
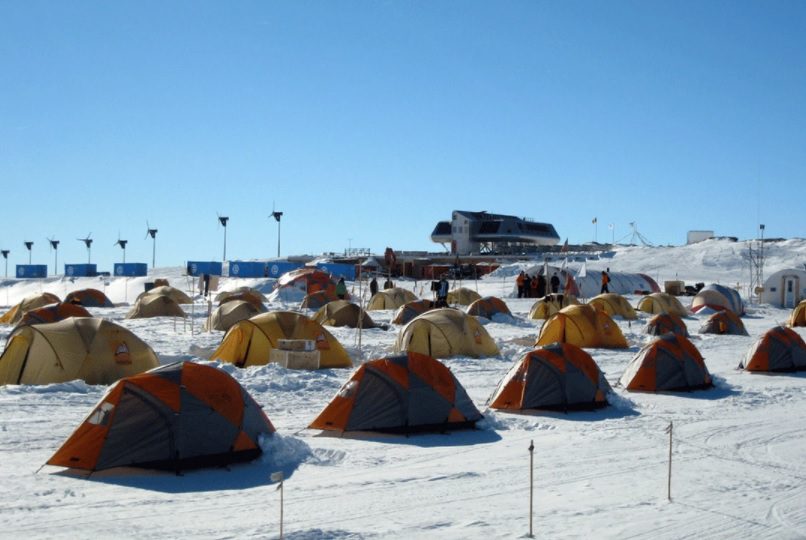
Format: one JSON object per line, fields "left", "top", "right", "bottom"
{"left": 146, "top": 222, "right": 158, "bottom": 269}
{"left": 217, "top": 214, "right": 229, "bottom": 262}
{"left": 115, "top": 237, "right": 128, "bottom": 264}
{"left": 271, "top": 203, "right": 283, "bottom": 258}
{"left": 77, "top": 234, "right": 93, "bottom": 264}
{"left": 48, "top": 237, "right": 60, "bottom": 276}
{"left": 24, "top": 241, "right": 34, "bottom": 264}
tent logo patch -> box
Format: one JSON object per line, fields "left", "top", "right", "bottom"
{"left": 114, "top": 342, "right": 131, "bottom": 364}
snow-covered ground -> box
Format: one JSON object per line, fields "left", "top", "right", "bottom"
{"left": 1, "top": 238, "right": 805, "bottom": 539}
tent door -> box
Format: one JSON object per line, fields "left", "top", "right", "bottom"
{"left": 783, "top": 276, "right": 799, "bottom": 308}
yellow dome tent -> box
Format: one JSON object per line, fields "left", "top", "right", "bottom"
{"left": 447, "top": 287, "right": 481, "bottom": 306}
{"left": 789, "top": 300, "right": 806, "bottom": 327}
{"left": 0, "top": 292, "right": 60, "bottom": 325}
{"left": 0, "top": 317, "right": 159, "bottom": 385}
{"left": 136, "top": 285, "right": 192, "bottom": 305}
{"left": 205, "top": 299, "right": 265, "bottom": 331}
{"left": 367, "top": 288, "right": 417, "bottom": 310}
{"left": 313, "top": 300, "right": 376, "bottom": 329}
{"left": 636, "top": 292, "right": 688, "bottom": 317}
{"left": 126, "top": 295, "right": 187, "bottom": 319}
{"left": 588, "top": 293, "right": 637, "bottom": 320}
{"left": 535, "top": 304, "right": 628, "bottom": 349}
{"left": 211, "top": 311, "right": 352, "bottom": 369}
{"left": 528, "top": 294, "right": 579, "bottom": 320}
{"left": 394, "top": 308, "right": 499, "bottom": 359}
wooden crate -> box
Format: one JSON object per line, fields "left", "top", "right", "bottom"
{"left": 269, "top": 349, "right": 320, "bottom": 370}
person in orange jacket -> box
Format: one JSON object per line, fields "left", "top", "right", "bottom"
{"left": 601, "top": 270, "right": 610, "bottom": 294}
{"left": 516, "top": 271, "right": 526, "bottom": 298}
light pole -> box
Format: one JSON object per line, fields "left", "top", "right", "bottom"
{"left": 1, "top": 250, "right": 9, "bottom": 277}
{"left": 24, "top": 241, "right": 33, "bottom": 264}
{"left": 271, "top": 211, "right": 283, "bottom": 258}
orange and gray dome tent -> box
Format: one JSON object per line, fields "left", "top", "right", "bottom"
{"left": 788, "top": 300, "right": 806, "bottom": 327}
{"left": 277, "top": 268, "right": 336, "bottom": 296}
{"left": 644, "top": 313, "right": 689, "bottom": 338}
{"left": 211, "top": 311, "right": 352, "bottom": 369}
{"left": 588, "top": 293, "right": 637, "bottom": 320}
{"left": 47, "top": 361, "right": 275, "bottom": 472}
{"left": 313, "top": 300, "right": 376, "bottom": 329}
{"left": 126, "top": 294, "right": 187, "bottom": 319}
{"left": 392, "top": 299, "right": 435, "bottom": 325}
{"left": 0, "top": 292, "right": 61, "bottom": 325}
{"left": 205, "top": 299, "right": 265, "bottom": 332}
{"left": 488, "top": 342, "right": 610, "bottom": 412}
{"left": 528, "top": 294, "right": 579, "bottom": 320}
{"left": 447, "top": 287, "right": 482, "bottom": 306}
{"left": 394, "top": 308, "right": 500, "bottom": 359}
{"left": 215, "top": 287, "right": 268, "bottom": 310}
{"left": 367, "top": 288, "right": 417, "bottom": 310}
{"left": 16, "top": 302, "right": 92, "bottom": 327}
{"left": 301, "top": 289, "right": 343, "bottom": 310}
{"left": 690, "top": 284, "right": 744, "bottom": 315}
{"left": 466, "top": 296, "right": 512, "bottom": 319}
{"left": 636, "top": 293, "right": 688, "bottom": 317}
{"left": 698, "top": 310, "right": 748, "bottom": 336}
{"left": 740, "top": 326, "right": 806, "bottom": 372}
{"left": 64, "top": 288, "right": 114, "bottom": 308}
{"left": 535, "top": 304, "right": 628, "bottom": 349}
{"left": 309, "top": 352, "right": 482, "bottom": 433}
{"left": 619, "top": 333, "right": 713, "bottom": 392}
{"left": 0, "top": 317, "right": 159, "bottom": 385}
{"left": 136, "top": 285, "right": 193, "bottom": 305}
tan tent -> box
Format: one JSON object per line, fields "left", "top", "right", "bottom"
{"left": 313, "top": 300, "right": 376, "bottom": 328}
{"left": 126, "top": 295, "right": 187, "bottom": 319}
{"left": 215, "top": 287, "right": 267, "bottom": 310}
{"left": 0, "top": 292, "right": 61, "bottom": 325}
{"left": 394, "top": 308, "right": 499, "bottom": 359}
{"left": 447, "top": 287, "right": 481, "bottom": 306}
{"left": 588, "top": 293, "right": 637, "bottom": 320}
{"left": 536, "top": 304, "right": 628, "bottom": 349}
{"left": 137, "top": 285, "right": 192, "bottom": 305}
{"left": 211, "top": 311, "right": 351, "bottom": 368}
{"left": 789, "top": 300, "right": 806, "bottom": 327}
{"left": 205, "top": 299, "right": 265, "bottom": 331}
{"left": 392, "top": 299, "right": 435, "bottom": 325}
{"left": 367, "top": 288, "right": 418, "bottom": 310}
{"left": 466, "top": 296, "right": 512, "bottom": 319}
{"left": 0, "top": 317, "right": 159, "bottom": 385}
{"left": 636, "top": 292, "right": 688, "bottom": 317}
{"left": 528, "top": 294, "right": 579, "bottom": 320}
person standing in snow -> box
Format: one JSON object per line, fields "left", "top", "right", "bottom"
{"left": 369, "top": 277, "right": 378, "bottom": 296}
{"left": 437, "top": 276, "right": 449, "bottom": 307}
{"left": 336, "top": 277, "right": 347, "bottom": 300}
{"left": 516, "top": 271, "right": 525, "bottom": 298}
{"left": 601, "top": 270, "right": 610, "bottom": 294}
{"left": 550, "top": 273, "right": 560, "bottom": 294}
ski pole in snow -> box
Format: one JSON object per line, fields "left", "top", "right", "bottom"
{"left": 271, "top": 471, "right": 284, "bottom": 538}
{"left": 528, "top": 439, "right": 535, "bottom": 538}
{"left": 666, "top": 421, "right": 673, "bottom": 501}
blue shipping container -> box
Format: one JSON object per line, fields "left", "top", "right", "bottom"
{"left": 186, "top": 261, "right": 223, "bottom": 276}
{"left": 65, "top": 264, "right": 97, "bottom": 277}
{"left": 228, "top": 261, "right": 269, "bottom": 278}
{"left": 16, "top": 264, "right": 48, "bottom": 278}
{"left": 267, "top": 261, "right": 304, "bottom": 278}
{"left": 114, "top": 263, "right": 148, "bottom": 277}
{"left": 316, "top": 263, "right": 356, "bottom": 281}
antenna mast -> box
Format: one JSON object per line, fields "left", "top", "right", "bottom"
{"left": 48, "top": 238, "right": 60, "bottom": 276}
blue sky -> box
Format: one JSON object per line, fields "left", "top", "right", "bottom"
{"left": 1, "top": 1, "right": 804, "bottom": 272}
